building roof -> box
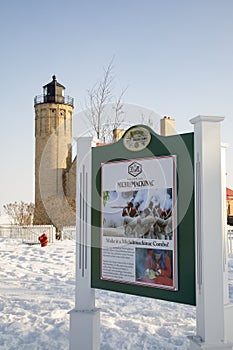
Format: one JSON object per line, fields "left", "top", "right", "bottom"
{"left": 43, "top": 75, "right": 65, "bottom": 89}
{"left": 227, "top": 187, "right": 233, "bottom": 200}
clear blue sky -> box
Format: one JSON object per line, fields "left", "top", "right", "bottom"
{"left": 1, "top": 0, "right": 233, "bottom": 210}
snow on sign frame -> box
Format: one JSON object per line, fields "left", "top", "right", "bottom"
{"left": 91, "top": 125, "right": 196, "bottom": 305}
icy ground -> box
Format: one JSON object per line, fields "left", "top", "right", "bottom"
{"left": 0, "top": 239, "right": 232, "bottom": 350}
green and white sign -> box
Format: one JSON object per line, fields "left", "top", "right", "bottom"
{"left": 91, "top": 125, "right": 195, "bottom": 305}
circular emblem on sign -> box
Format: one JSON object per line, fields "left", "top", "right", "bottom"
{"left": 123, "top": 126, "right": 151, "bottom": 151}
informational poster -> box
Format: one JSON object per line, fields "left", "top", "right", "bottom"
{"left": 101, "top": 155, "right": 178, "bottom": 291}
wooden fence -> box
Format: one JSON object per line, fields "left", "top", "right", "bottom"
{"left": 61, "top": 226, "right": 76, "bottom": 240}
{"left": 0, "top": 225, "right": 56, "bottom": 244}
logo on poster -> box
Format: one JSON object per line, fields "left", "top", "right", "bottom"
{"left": 128, "top": 161, "right": 142, "bottom": 177}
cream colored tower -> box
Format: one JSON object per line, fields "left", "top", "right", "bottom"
{"left": 34, "top": 75, "right": 74, "bottom": 227}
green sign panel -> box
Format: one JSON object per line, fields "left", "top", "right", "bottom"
{"left": 91, "top": 125, "right": 195, "bottom": 305}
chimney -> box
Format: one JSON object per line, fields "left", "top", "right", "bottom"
{"left": 113, "top": 128, "right": 125, "bottom": 142}
{"left": 160, "top": 116, "right": 175, "bottom": 136}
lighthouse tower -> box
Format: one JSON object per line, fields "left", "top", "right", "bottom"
{"left": 33, "top": 75, "right": 74, "bottom": 227}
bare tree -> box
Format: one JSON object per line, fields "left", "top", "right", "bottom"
{"left": 3, "top": 201, "right": 35, "bottom": 226}
{"left": 85, "top": 58, "right": 126, "bottom": 143}
{"left": 112, "top": 88, "right": 127, "bottom": 129}
{"left": 140, "top": 112, "right": 160, "bottom": 133}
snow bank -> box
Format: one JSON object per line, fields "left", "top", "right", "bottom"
{"left": 0, "top": 239, "right": 232, "bottom": 350}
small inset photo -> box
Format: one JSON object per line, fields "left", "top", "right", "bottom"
{"left": 135, "top": 248, "right": 174, "bottom": 289}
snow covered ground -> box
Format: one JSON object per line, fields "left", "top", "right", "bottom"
{"left": 0, "top": 238, "right": 232, "bottom": 350}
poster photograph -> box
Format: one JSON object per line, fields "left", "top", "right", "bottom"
{"left": 101, "top": 155, "right": 178, "bottom": 291}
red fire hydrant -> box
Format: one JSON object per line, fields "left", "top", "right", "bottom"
{"left": 38, "top": 233, "right": 48, "bottom": 247}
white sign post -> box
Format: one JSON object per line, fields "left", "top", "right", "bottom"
{"left": 222, "top": 144, "right": 233, "bottom": 344}
{"left": 221, "top": 143, "right": 229, "bottom": 305}
{"left": 189, "top": 116, "right": 233, "bottom": 350}
{"left": 69, "top": 137, "right": 100, "bottom": 350}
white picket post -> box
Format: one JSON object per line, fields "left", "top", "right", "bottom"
{"left": 69, "top": 136, "right": 100, "bottom": 350}
{"left": 189, "top": 116, "right": 233, "bottom": 349}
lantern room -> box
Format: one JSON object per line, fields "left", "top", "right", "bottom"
{"left": 34, "top": 75, "right": 74, "bottom": 107}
